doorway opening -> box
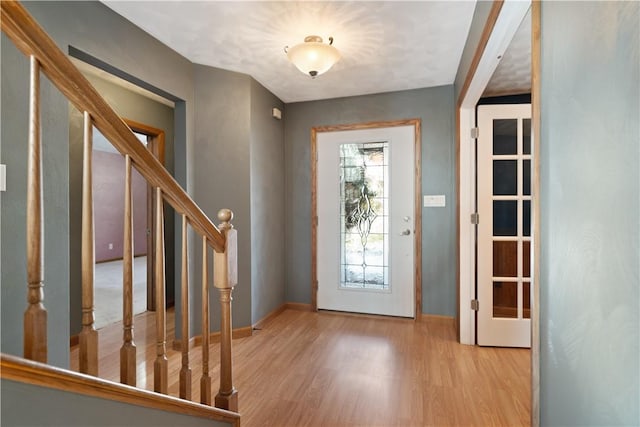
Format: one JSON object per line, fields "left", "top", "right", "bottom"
{"left": 456, "top": 0, "right": 540, "bottom": 423}
{"left": 457, "top": 1, "right": 533, "bottom": 345}
{"left": 92, "top": 122, "right": 165, "bottom": 329}
{"left": 68, "top": 51, "right": 179, "bottom": 349}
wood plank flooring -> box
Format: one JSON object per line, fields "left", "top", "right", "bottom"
{"left": 71, "top": 309, "right": 530, "bottom": 426}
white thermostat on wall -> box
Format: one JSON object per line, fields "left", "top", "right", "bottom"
{"left": 424, "top": 195, "right": 445, "bottom": 207}
{"left": 272, "top": 107, "right": 282, "bottom": 120}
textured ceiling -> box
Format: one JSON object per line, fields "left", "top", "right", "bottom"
{"left": 102, "top": 1, "right": 477, "bottom": 103}
{"left": 483, "top": 8, "right": 532, "bottom": 97}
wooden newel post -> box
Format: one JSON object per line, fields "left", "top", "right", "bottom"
{"left": 213, "top": 209, "right": 238, "bottom": 412}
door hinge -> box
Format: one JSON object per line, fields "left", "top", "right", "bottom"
{"left": 470, "top": 213, "right": 479, "bottom": 224}
{"left": 471, "top": 299, "right": 479, "bottom": 311}
{"left": 470, "top": 127, "right": 479, "bottom": 139}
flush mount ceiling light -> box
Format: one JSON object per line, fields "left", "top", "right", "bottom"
{"left": 285, "top": 35, "right": 341, "bottom": 78}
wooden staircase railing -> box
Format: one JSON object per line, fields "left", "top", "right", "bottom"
{"left": 1, "top": 0, "right": 239, "bottom": 413}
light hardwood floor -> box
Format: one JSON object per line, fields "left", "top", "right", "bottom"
{"left": 71, "top": 309, "right": 530, "bottom": 426}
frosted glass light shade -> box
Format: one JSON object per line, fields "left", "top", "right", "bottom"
{"left": 286, "top": 35, "right": 341, "bottom": 78}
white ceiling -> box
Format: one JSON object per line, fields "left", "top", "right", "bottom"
{"left": 101, "top": 1, "right": 477, "bottom": 103}
{"left": 483, "top": 8, "right": 531, "bottom": 97}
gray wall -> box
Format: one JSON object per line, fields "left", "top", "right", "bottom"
{"left": 539, "top": 2, "right": 639, "bottom": 425}
{"left": 284, "top": 85, "right": 456, "bottom": 316}
{"left": 1, "top": 35, "right": 70, "bottom": 368}
{"left": 250, "top": 80, "right": 286, "bottom": 323}
{"left": 1, "top": 379, "right": 233, "bottom": 427}
{"left": 69, "top": 73, "right": 175, "bottom": 336}
{"left": 193, "top": 65, "right": 253, "bottom": 330}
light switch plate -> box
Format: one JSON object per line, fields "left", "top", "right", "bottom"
{"left": 0, "top": 164, "right": 5, "bottom": 192}
{"left": 424, "top": 195, "right": 445, "bottom": 207}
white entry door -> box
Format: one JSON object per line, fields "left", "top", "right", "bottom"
{"left": 316, "top": 126, "right": 415, "bottom": 317}
{"left": 477, "top": 104, "right": 532, "bottom": 347}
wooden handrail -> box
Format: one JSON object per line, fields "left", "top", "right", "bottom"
{"left": 0, "top": 354, "right": 240, "bottom": 427}
{"left": 0, "top": 1, "right": 225, "bottom": 253}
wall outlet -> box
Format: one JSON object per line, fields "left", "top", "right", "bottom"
{"left": 108, "top": 243, "right": 113, "bottom": 250}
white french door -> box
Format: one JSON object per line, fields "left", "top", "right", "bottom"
{"left": 477, "top": 104, "right": 532, "bottom": 347}
{"left": 316, "top": 125, "right": 415, "bottom": 317}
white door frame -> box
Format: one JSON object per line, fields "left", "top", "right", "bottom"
{"left": 457, "top": 0, "right": 531, "bottom": 345}
{"left": 457, "top": 1, "right": 541, "bottom": 424}
{"left": 311, "top": 119, "right": 422, "bottom": 318}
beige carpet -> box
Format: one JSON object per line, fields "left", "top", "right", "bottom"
{"left": 94, "top": 256, "right": 147, "bottom": 330}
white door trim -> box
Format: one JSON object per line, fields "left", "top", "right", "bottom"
{"left": 311, "top": 119, "right": 422, "bottom": 318}
{"left": 458, "top": 0, "right": 531, "bottom": 345}
{"left": 459, "top": 106, "right": 477, "bottom": 344}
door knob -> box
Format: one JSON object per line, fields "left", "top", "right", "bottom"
{"left": 400, "top": 229, "right": 411, "bottom": 236}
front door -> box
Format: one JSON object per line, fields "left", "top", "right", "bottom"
{"left": 477, "top": 104, "right": 532, "bottom": 347}
{"left": 315, "top": 124, "right": 417, "bottom": 317}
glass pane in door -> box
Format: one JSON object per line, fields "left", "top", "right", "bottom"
{"left": 523, "top": 200, "right": 531, "bottom": 237}
{"left": 340, "top": 142, "right": 389, "bottom": 290}
{"left": 523, "top": 159, "right": 531, "bottom": 196}
{"left": 523, "top": 241, "right": 531, "bottom": 277}
{"left": 523, "top": 282, "right": 531, "bottom": 319}
{"left": 493, "top": 201, "right": 517, "bottom": 236}
{"left": 493, "top": 160, "right": 517, "bottom": 195}
{"left": 523, "top": 119, "right": 531, "bottom": 155}
{"left": 493, "top": 281, "right": 518, "bottom": 318}
{"left": 493, "top": 119, "right": 518, "bottom": 155}
{"left": 493, "top": 241, "right": 517, "bottom": 277}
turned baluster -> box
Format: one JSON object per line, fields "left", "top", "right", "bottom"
{"left": 24, "top": 56, "right": 47, "bottom": 363}
{"left": 153, "top": 187, "right": 168, "bottom": 394}
{"left": 79, "top": 111, "right": 98, "bottom": 375}
{"left": 179, "top": 214, "right": 192, "bottom": 400}
{"left": 120, "top": 155, "right": 136, "bottom": 385}
{"left": 214, "top": 209, "right": 238, "bottom": 412}
{"left": 200, "top": 235, "right": 211, "bottom": 405}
